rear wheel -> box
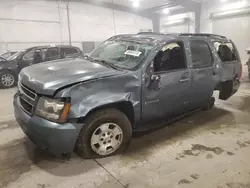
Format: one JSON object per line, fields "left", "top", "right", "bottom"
{"left": 0, "top": 70, "right": 16, "bottom": 88}
{"left": 76, "top": 108, "right": 132, "bottom": 159}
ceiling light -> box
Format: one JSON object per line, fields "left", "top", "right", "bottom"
{"left": 163, "top": 8, "right": 170, "bottom": 14}
{"left": 220, "top": 0, "right": 228, "bottom": 2}
{"left": 132, "top": 0, "right": 139, "bottom": 8}
{"left": 210, "top": 6, "right": 250, "bottom": 19}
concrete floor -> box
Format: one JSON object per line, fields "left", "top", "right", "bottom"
{"left": 1, "top": 80, "right": 250, "bottom": 188}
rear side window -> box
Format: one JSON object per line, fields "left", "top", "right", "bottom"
{"left": 45, "top": 47, "right": 60, "bottom": 58}
{"left": 214, "top": 42, "right": 238, "bottom": 62}
{"left": 190, "top": 40, "right": 213, "bottom": 68}
{"left": 61, "top": 47, "right": 79, "bottom": 55}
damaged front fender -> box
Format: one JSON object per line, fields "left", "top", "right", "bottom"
{"left": 55, "top": 71, "right": 142, "bottom": 123}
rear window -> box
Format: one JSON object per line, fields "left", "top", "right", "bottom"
{"left": 213, "top": 42, "right": 238, "bottom": 62}
{"left": 61, "top": 47, "right": 79, "bottom": 55}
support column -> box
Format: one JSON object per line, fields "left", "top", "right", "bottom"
{"left": 66, "top": 2, "right": 72, "bottom": 45}
{"left": 194, "top": 4, "right": 201, "bottom": 33}
{"left": 152, "top": 16, "right": 160, "bottom": 33}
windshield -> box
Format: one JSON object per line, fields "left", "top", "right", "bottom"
{"left": 89, "top": 40, "right": 153, "bottom": 70}
{"left": 7, "top": 51, "right": 25, "bottom": 61}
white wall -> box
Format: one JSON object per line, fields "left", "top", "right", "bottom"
{"left": 200, "top": 0, "right": 250, "bottom": 78}
{"left": 160, "top": 12, "right": 196, "bottom": 33}
{"left": 200, "top": 0, "right": 250, "bottom": 60}
{"left": 0, "top": 0, "right": 153, "bottom": 53}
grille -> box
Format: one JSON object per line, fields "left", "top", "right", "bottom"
{"left": 18, "top": 83, "right": 37, "bottom": 115}
{"left": 20, "top": 97, "right": 33, "bottom": 115}
{"left": 20, "top": 83, "right": 37, "bottom": 101}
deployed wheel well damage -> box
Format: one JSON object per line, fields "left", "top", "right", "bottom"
{"left": 77, "top": 101, "right": 135, "bottom": 128}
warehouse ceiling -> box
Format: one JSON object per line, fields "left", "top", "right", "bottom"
{"left": 84, "top": 0, "right": 201, "bottom": 15}
{"left": 1, "top": 0, "right": 201, "bottom": 17}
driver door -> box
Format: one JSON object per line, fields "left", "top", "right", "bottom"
{"left": 142, "top": 41, "right": 192, "bottom": 122}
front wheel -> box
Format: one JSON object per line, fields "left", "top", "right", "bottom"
{"left": 0, "top": 70, "right": 17, "bottom": 88}
{"left": 76, "top": 108, "right": 132, "bottom": 159}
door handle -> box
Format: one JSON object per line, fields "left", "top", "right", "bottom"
{"left": 180, "top": 72, "right": 191, "bottom": 83}
{"left": 179, "top": 78, "right": 190, "bottom": 83}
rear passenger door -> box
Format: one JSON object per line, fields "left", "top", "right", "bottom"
{"left": 189, "top": 40, "right": 218, "bottom": 107}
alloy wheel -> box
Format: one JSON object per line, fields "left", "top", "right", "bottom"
{"left": 90, "top": 123, "right": 123, "bottom": 156}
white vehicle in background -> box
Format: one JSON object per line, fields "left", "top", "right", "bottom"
{"left": 0, "top": 50, "right": 19, "bottom": 59}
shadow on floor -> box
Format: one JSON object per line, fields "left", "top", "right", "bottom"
{"left": 121, "top": 107, "right": 240, "bottom": 162}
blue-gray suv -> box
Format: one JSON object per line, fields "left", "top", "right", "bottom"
{"left": 13, "top": 33, "right": 241, "bottom": 158}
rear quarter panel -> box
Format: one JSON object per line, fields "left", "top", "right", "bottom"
{"left": 211, "top": 39, "right": 242, "bottom": 82}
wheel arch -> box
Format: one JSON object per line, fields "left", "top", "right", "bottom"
{"left": 0, "top": 69, "right": 18, "bottom": 78}
{"left": 76, "top": 101, "right": 135, "bottom": 128}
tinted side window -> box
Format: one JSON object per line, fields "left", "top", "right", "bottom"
{"left": 23, "top": 49, "right": 36, "bottom": 60}
{"left": 1, "top": 52, "right": 12, "bottom": 59}
{"left": 61, "top": 47, "right": 79, "bottom": 55}
{"left": 190, "top": 40, "right": 213, "bottom": 68}
{"left": 45, "top": 47, "right": 60, "bottom": 58}
{"left": 214, "top": 42, "right": 238, "bottom": 62}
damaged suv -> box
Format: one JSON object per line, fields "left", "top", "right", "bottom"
{"left": 14, "top": 33, "right": 241, "bottom": 158}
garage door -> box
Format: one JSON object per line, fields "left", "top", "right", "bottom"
{"left": 212, "top": 15, "right": 250, "bottom": 61}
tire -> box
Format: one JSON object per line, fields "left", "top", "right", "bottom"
{"left": 75, "top": 108, "right": 132, "bottom": 159}
{"left": 203, "top": 97, "right": 215, "bottom": 110}
{"left": 0, "top": 70, "right": 17, "bottom": 88}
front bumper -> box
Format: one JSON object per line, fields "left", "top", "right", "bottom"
{"left": 13, "top": 93, "right": 82, "bottom": 154}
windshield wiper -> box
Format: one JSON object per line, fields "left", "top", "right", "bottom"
{"left": 85, "top": 55, "right": 94, "bottom": 62}
{"left": 92, "top": 58, "right": 121, "bottom": 70}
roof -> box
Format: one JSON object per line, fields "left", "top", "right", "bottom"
{"left": 25, "top": 45, "right": 79, "bottom": 51}
{"left": 112, "top": 32, "right": 230, "bottom": 44}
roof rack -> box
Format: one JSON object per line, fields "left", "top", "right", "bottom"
{"left": 179, "top": 33, "right": 227, "bottom": 39}
{"left": 137, "top": 32, "right": 165, "bottom": 35}
{"left": 137, "top": 32, "right": 227, "bottom": 39}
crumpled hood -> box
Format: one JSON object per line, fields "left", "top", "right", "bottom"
{"left": 20, "top": 58, "right": 122, "bottom": 96}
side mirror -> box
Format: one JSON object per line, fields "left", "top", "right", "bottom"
{"left": 16, "top": 55, "right": 22, "bottom": 61}
{"left": 151, "top": 74, "right": 161, "bottom": 82}
{"left": 83, "top": 53, "right": 90, "bottom": 58}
